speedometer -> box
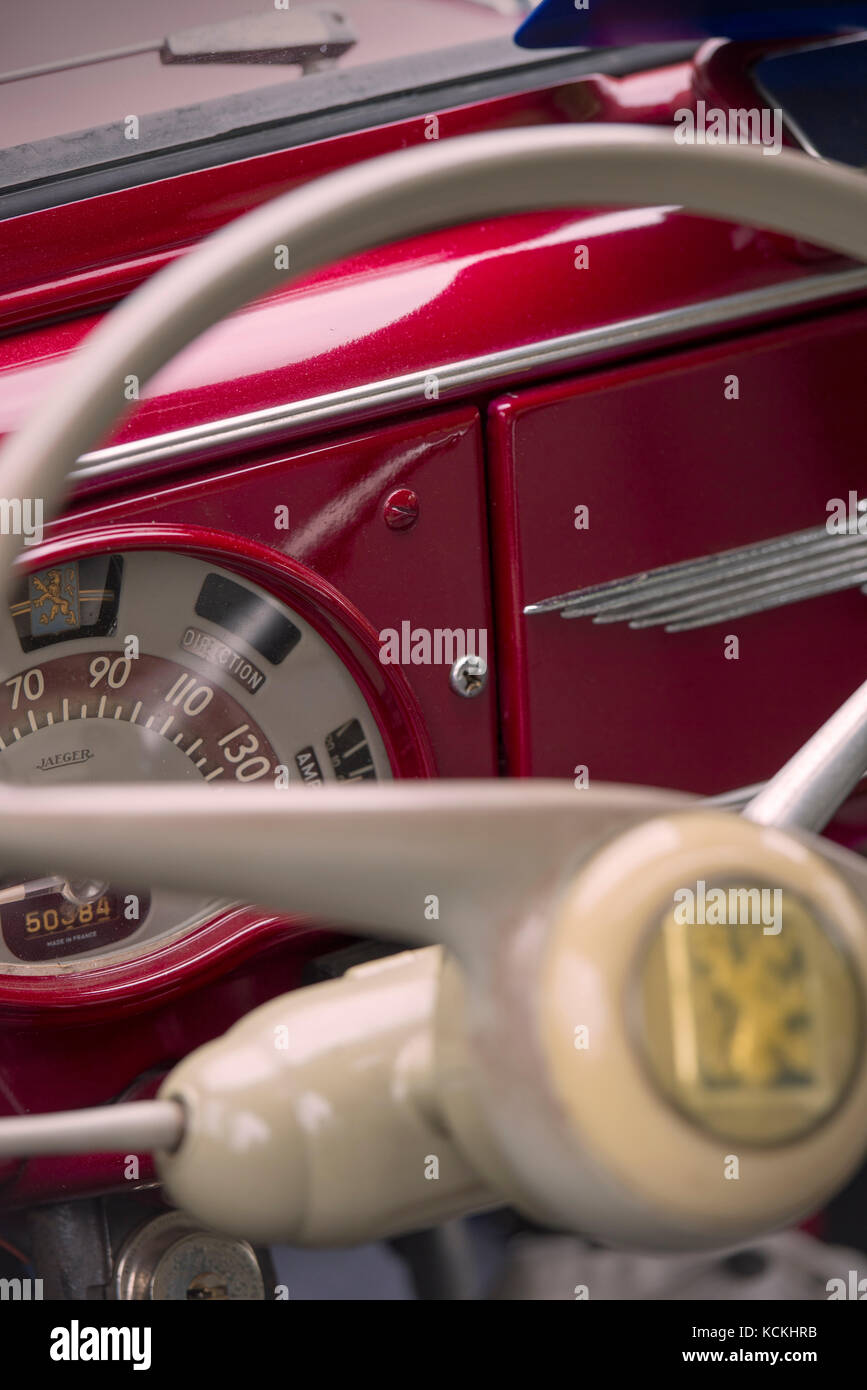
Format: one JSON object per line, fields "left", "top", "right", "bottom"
{"left": 0, "top": 543, "right": 397, "bottom": 972}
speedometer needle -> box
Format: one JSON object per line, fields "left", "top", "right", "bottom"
{"left": 0, "top": 875, "right": 108, "bottom": 906}
{"left": 0, "top": 875, "right": 66, "bottom": 905}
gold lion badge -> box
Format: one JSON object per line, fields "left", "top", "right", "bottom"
{"left": 32, "top": 568, "right": 78, "bottom": 627}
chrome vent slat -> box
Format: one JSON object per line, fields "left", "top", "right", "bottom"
{"left": 525, "top": 511, "right": 867, "bottom": 633}
{"left": 525, "top": 522, "right": 832, "bottom": 617}
{"left": 560, "top": 531, "right": 867, "bottom": 622}
{"left": 664, "top": 566, "right": 867, "bottom": 632}
{"left": 610, "top": 547, "right": 867, "bottom": 627}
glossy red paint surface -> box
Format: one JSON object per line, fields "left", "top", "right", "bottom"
{"left": 1, "top": 39, "right": 865, "bottom": 1214}
{"left": 6, "top": 207, "right": 847, "bottom": 493}
{"left": 0, "top": 59, "right": 693, "bottom": 308}
{"left": 0, "top": 48, "right": 858, "bottom": 501}
{"left": 0, "top": 66, "right": 691, "bottom": 330}
{"left": 489, "top": 303, "right": 867, "bottom": 792}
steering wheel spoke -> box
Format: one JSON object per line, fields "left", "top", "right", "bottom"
{"left": 0, "top": 779, "right": 685, "bottom": 955}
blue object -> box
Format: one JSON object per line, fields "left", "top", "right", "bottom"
{"left": 516, "top": 2, "right": 867, "bottom": 49}
{"left": 754, "top": 37, "right": 867, "bottom": 166}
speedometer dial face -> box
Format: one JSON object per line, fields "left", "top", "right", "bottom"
{"left": 0, "top": 550, "right": 391, "bottom": 972}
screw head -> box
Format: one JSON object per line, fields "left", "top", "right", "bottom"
{"left": 383, "top": 488, "right": 420, "bottom": 531}
{"left": 450, "top": 653, "right": 488, "bottom": 698}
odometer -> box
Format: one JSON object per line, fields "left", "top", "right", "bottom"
{"left": 0, "top": 549, "right": 392, "bottom": 971}
{"left": 0, "top": 886, "right": 152, "bottom": 963}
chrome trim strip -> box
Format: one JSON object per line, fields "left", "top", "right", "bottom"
{"left": 525, "top": 510, "right": 867, "bottom": 632}
{"left": 72, "top": 265, "right": 867, "bottom": 482}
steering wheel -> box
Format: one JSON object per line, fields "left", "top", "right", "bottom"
{"left": 2, "top": 126, "right": 867, "bottom": 1254}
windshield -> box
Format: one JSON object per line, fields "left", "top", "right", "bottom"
{"left": 0, "top": 0, "right": 525, "bottom": 148}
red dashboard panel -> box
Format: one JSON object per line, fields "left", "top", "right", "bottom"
{"left": 57, "top": 407, "right": 497, "bottom": 781}
{"left": 489, "top": 304, "right": 867, "bottom": 791}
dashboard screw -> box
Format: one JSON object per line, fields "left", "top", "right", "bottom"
{"left": 450, "top": 654, "right": 488, "bottom": 698}
{"left": 383, "top": 488, "right": 420, "bottom": 531}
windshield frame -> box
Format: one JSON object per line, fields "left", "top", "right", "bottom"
{"left": 0, "top": 37, "right": 699, "bottom": 221}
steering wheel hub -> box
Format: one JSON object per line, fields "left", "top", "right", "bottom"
{"left": 529, "top": 811, "right": 867, "bottom": 1245}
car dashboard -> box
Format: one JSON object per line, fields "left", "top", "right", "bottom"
{"left": 1, "top": 1, "right": 867, "bottom": 1316}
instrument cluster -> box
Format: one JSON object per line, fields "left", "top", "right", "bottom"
{"left": 0, "top": 544, "right": 394, "bottom": 974}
